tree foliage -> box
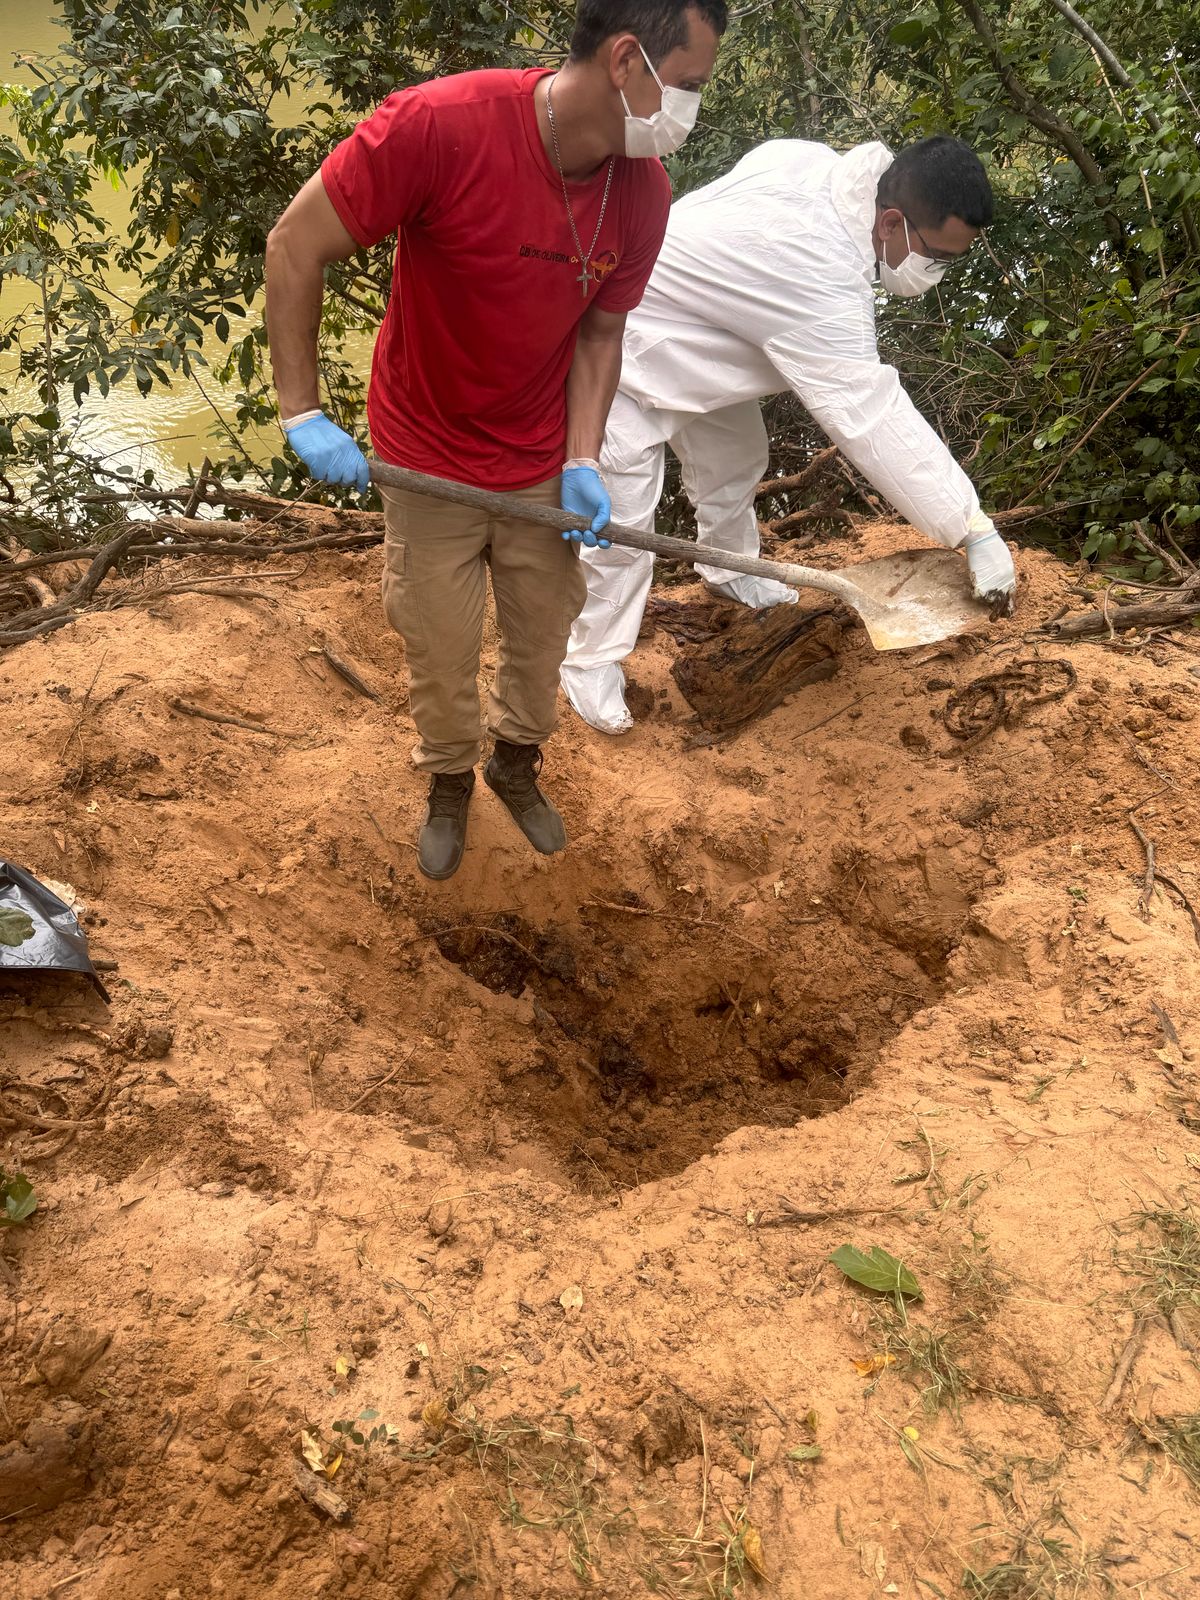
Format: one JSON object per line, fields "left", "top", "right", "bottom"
{"left": 1, "top": 0, "right": 1198, "bottom": 567}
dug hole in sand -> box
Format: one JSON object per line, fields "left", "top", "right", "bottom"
{"left": 2, "top": 518, "right": 1200, "bottom": 1598}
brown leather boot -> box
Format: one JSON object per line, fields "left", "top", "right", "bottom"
{"left": 483, "top": 741, "right": 566, "bottom": 855}
{"left": 417, "top": 770, "right": 475, "bottom": 880}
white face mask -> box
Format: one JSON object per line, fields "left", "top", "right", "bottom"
{"left": 621, "top": 42, "right": 700, "bottom": 159}
{"left": 878, "top": 215, "right": 950, "bottom": 298}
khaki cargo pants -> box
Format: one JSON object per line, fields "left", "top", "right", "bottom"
{"left": 378, "top": 475, "right": 588, "bottom": 773}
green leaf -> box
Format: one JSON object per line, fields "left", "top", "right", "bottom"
{"left": 786, "top": 1444, "right": 822, "bottom": 1462}
{"left": 829, "top": 1244, "right": 922, "bottom": 1300}
{"left": 0, "top": 907, "right": 36, "bottom": 948}
{"left": 2, "top": 1175, "right": 37, "bottom": 1224}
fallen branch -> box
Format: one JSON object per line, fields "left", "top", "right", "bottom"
{"left": 344, "top": 1045, "right": 420, "bottom": 1114}
{"left": 766, "top": 501, "right": 854, "bottom": 534}
{"left": 755, "top": 1198, "right": 906, "bottom": 1228}
{"left": 0, "top": 1083, "right": 112, "bottom": 1133}
{"left": 1155, "top": 872, "right": 1200, "bottom": 949}
{"left": 0, "top": 526, "right": 142, "bottom": 644}
{"left": 1101, "top": 1317, "right": 1148, "bottom": 1412}
{"left": 290, "top": 1458, "right": 349, "bottom": 1522}
{"left": 121, "top": 583, "right": 279, "bottom": 607}
{"left": 1042, "top": 594, "right": 1200, "bottom": 639}
{"left": 0, "top": 518, "right": 383, "bottom": 581}
{"left": 168, "top": 698, "right": 297, "bottom": 737}
{"left": 320, "top": 646, "right": 383, "bottom": 702}
{"left": 1129, "top": 817, "right": 1157, "bottom": 920}
{"left": 182, "top": 456, "right": 211, "bottom": 520}
{"left": 754, "top": 447, "right": 840, "bottom": 499}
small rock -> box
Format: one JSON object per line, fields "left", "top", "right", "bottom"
{"left": 198, "top": 1437, "right": 226, "bottom": 1463}
{"left": 350, "top": 1332, "right": 379, "bottom": 1360}
{"left": 140, "top": 1025, "right": 175, "bottom": 1059}
{"left": 1018, "top": 1045, "right": 1037, "bottom": 1064}
{"left": 40, "top": 1535, "right": 69, "bottom": 1561}
{"left": 214, "top": 1466, "right": 251, "bottom": 1499}
{"left": 175, "top": 1296, "right": 205, "bottom": 1319}
{"left": 225, "top": 1395, "right": 257, "bottom": 1432}
{"left": 72, "top": 1525, "right": 109, "bottom": 1560}
{"left": 876, "top": 995, "right": 892, "bottom": 1015}
{"left": 198, "top": 1182, "right": 233, "bottom": 1197}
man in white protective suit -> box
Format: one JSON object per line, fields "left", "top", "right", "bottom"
{"left": 559, "top": 134, "right": 1017, "bottom": 734}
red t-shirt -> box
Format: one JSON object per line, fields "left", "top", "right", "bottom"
{"left": 321, "top": 68, "right": 672, "bottom": 491}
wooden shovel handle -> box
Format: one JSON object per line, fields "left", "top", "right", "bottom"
{"left": 367, "top": 459, "right": 863, "bottom": 607}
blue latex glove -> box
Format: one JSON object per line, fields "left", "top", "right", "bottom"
{"left": 560, "top": 464, "right": 611, "bottom": 549}
{"left": 285, "top": 411, "right": 370, "bottom": 495}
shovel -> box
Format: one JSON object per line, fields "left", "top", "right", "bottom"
{"left": 368, "top": 460, "right": 992, "bottom": 651}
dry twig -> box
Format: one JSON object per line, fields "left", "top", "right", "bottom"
{"left": 345, "top": 1046, "right": 420, "bottom": 1114}
{"left": 1129, "top": 818, "right": 1157, "bottom": 920}
{"left": 582, "top": 899, "right": 766, "bottom": 953}
{"left": 320, "top": 646, "right": 383, "bottom": 702}
{"left": 168, "top": 698, "right": 296, "bottom": 737}
{"left": 1101, "top": 1317, "right": 1149, "bottom": 1412}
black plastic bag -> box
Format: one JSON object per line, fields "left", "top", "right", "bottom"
{"left": 0, "top": 859, "right": 110, "bottom": 1003}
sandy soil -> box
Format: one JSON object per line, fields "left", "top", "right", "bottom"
{"left": 2, "top": 518, "right": 1199, "bottom": 1599}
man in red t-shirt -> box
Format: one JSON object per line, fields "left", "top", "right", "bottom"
{"left": 265, "top": 2, "right": 725, "bottom": 880}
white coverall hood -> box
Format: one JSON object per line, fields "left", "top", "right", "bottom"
{"left": 828, "top": 139, "right": 892, "bottom": 263}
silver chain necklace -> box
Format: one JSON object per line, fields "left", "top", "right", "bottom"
{"left": 545, "top": 75, "right": 615, "bottom": 299}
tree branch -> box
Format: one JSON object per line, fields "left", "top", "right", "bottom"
{"left": 1044, "top": 0, "right": 1200, "bottom": 254}
{"left": 957, "top": 0, "right": 1128, "bottom": 256}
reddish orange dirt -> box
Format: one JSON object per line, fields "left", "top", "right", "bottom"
{"left": 2, "top": 520, "right": 1199, "bottom": 1599}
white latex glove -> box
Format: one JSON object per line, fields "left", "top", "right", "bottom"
{"left": 962, "top": 516, "right": 1016, "bottom": 618}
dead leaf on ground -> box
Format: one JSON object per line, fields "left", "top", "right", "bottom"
{"left": 422, "top": 1398, "right": 451, "bottom": 1438}
{"left": 858, "top": 1540, "right": 887, "bottom": 1582}
{"left": 300, "top": 1429, "right": 325, "bottom": 1473}
{"left": 852, "top": 1353, "right": 897, "bottom": 1376}
{"left": 787, "top": 1443, "right": 822, "bottom": 1462}
{"left": 741, "top": 1522, "right": 768, "bottom": 1580}
{"left": 559, "top": 1284, "right": 584, "bottom": 1314}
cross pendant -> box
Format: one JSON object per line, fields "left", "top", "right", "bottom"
{"left": 577, "top": 261, "right": 591, "bottom": 297}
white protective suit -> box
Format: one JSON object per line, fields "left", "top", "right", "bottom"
{"left": 562, "top": 139, "right": 990, "bottom": 729}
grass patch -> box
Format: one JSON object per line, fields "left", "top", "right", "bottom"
{"left": 644, "top": 1422, "right": 765, "bottom": 1598}
{"left": 420, "top": 1376, "right": 632, "bottom": 1585}
{"left": 887, "top": 1319, "right": 973, "bottom": 1417}
{"left": 1117, "top": 1206, "right": 1200, "bottom": 1316}
{"left": 958, "top": 1500, "right": 1114, "bottom": 1598}
{"left": 873, "top": 1292, "right": 980, "bottom": 1418}
{"left": 1134, "top": 1413, "right": 1200, "bottom": 1490}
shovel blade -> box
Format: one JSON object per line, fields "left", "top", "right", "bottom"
{"left": 839, "top": 548, "right": 993, "bottom": 651}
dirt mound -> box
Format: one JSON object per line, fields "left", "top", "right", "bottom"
{"left": 2, "top": 523, "right": 1200, "bottom": 1598}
